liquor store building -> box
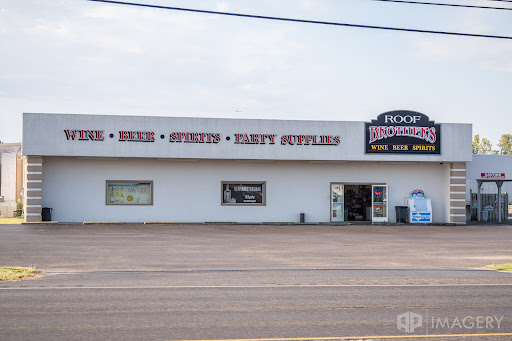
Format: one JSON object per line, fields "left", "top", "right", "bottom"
{"left": 22, "top": 111, "right": 472, "bottom": 224}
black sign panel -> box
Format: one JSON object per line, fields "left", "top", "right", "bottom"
{"left": 222, "top": 182, "right": 265, "bottom": 205}
{"left": 365, "top": 110, "right": 441, "bottom": 154}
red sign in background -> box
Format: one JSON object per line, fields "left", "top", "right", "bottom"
{"left": 481, "top": 173, "right": 505, "bottom": 179}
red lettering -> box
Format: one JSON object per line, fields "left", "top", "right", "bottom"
{"left": 379, "top": 127, "right": 387, "bottom": 141}
{"left": 368, "top": 126, "right": 379, "bottom": 143}
{"left": 64, "top": 130, "right": 77, "bottom": 140}
{"left": 386, "top": 126, "right": 396, "bottom": 138}
{"left": 428, "top": 127, "right": 436, "bottom": 143}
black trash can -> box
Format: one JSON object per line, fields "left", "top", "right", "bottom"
{"left": 395, "top": 206, "right": 408, "bottom": 223}
{"left": 300, "top": 213, "right": 305, "bottom": 223}
{"left": 42, "top": 207, "right": 53, "bottom": 221}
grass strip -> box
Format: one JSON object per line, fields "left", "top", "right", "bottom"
{"left": 485, "top": 263, "right": 512, "bottom": 272}
{"left": 0, "top": 266, "right": 38, "bottom": 281}
{"left": 0, "top": 217, "right": 24, "bottom": 224}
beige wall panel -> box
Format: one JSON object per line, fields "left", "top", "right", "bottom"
{"left": 25, "top": 215, "right": 42, "bottom": 222}
{"left": 26, "top": 206, "right": 42, "bottom": 214}
{"left": 27, "top": 198, "right": 42, "bottom": 205}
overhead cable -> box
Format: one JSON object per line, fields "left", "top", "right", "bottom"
{"left": 372, "top": 0, "right": 512, "bottom": 11}
{"left": 86, "top": 0, "right": 512, "bottom": 40}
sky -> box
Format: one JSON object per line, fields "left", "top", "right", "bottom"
{"left": 0, "top": 0, "right": 511, "bottom": 146}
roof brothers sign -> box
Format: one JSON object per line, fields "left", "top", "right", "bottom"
{"left": 365, "top": 111, "right": 441, "bottom": 154}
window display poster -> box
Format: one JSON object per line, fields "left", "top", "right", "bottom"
{"left": 223, "top": 183, "right": 264, "bottom": 204}
{"left": 107, "top": 182, "right": 152, "bottom": 205}
{"left": 373, "top": 205, "right": 384, "bottom": 217}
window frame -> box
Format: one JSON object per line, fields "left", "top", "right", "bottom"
{"left": 105, "top": 180, "right": 154, "bottom": 206}
{"left": 221, "top": 181, "right": 266, "bottom": 206}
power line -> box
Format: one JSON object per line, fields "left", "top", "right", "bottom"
{"left": 372, "top": 0, "right": 512, "bottom": 10}
{"left": 86, "top": 0, "right": 512, "bottom": 40}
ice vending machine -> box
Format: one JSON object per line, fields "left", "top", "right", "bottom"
{"left": 407, "top": 189, "right": 432, "bottom": 223}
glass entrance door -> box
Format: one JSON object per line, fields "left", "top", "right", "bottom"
{"left": 372, "top": 185, "right": 388, "bottom": 222}
{"left": 331, "top": 184, "right": 345, "bottom": 222}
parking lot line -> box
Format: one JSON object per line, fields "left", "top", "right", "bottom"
{"left": 170, "top": 333, "right": 512, "bottom": 341}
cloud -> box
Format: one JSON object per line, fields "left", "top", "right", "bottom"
{"left": 411, "top": 35, "right": 512, "bottom": 73}
{"left": 215, "top": 2, "right": 229, "bottom": 12}
{"left": 407, "top": 7, "right": 512, "bottom": 72}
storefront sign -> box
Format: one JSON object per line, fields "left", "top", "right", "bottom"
{"left": 234, "top": 134, "right": 278, "bottom": 144}
{"left": 365, "top": 111, "right": 441, "bottom": 154}
{"left": 170, "top": 132, "right": 221, "bottom": 143}
{"left": 411, "top": 189, "right": 425, "bottom": 198}
{"left": 222, "top": 182, "right": 265, "bottom": 205}
{"left": 481, "top": 173, "right": 505, "bottom": 179}
{"left": 64, "top": 130, "right": 104, "bottom": 141}
{"left": 64, "top": 129, "right": 340, "bottom": 146}
{"left": 234, "top": 133, "right": 340, "bottom": 146}
{"left": 119, "top": 131, "right": 155, "bottom": 142}
{"left": 280, "top": 134, "right": 340, "bottom": 146}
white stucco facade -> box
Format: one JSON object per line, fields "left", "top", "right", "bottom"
{"left": 41, "top": 157, "right": 453, "bottom": 223}
{"left": 22, "top": 112, "right": 472, "bottom": 224}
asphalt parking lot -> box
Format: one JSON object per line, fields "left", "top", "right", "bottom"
{"left": 1, "top": 223, "right": 511, "bottom": 340}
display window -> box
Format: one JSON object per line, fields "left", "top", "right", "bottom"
{"left": 106, "top": 181, "right": 153, "bottom": 205}
{"left": 221, "top": 181, "right": 266, "bottom": 206}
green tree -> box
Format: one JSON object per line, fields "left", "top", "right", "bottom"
{"left": 472, "top": 135, "right": 481, "bottom": 154}
{"left": 481, "top": 138, "right": 493, "bottom": 154}
{"left": 497, "top": 134, "right": 512, "bottom": 155}
{"left": 472, "top": 134, "right": 493, "bottom": 154}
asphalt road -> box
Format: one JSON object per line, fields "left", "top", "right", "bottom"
{"left": 1, "top": 223, "right": 511, "bottom": 341}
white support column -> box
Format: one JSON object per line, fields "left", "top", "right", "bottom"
{"left": 24, "top": 156, "right": 43, "bottom": 222}
{"left": 497, "top": 180, "right": 504, "bottom": 223}
{"left": 450, "top": 162, "right": 467, "bottom": 224}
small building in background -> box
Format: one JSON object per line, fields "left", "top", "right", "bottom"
{"left": 467, "top": 154, "right": 512, "bottom": 204}
{"left": 466, "top": 154, "right": 512, "bottom": 221}
{"left": 0, "top": 143, "right": 24, "bottom": 217}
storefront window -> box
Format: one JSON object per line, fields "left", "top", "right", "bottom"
{"left": 106, "top": 181, "right": 153, "bottom": 205}
{"left": 221, "top": 182, "right": 266, "bottom": 206}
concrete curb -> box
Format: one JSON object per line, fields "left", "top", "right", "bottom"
{"left": 19, "top": 221, "right": 469, "bottom": 226}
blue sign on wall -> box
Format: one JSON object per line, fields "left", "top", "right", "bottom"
{"left": 411, "top": 212, "right": 431, "bottom": 222}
